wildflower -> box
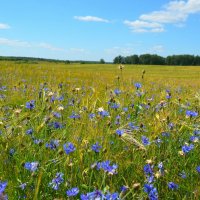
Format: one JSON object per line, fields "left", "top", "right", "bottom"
{"left": 63, "top": 142, "right": 76, "bottom": 155}
{"left": 143, "top": 164, "right": 153, "bottom": 175}
{"left": 52, "top": 122, "right": 62, "bottom": 129}
{"left": 89, "top": 113, "right": 95, "bottom": 119}
{"left": 168, "top": 182, "right": 178, "bottom": 190}
{"left": 52, "top": 112, "right": 61, "bottom": 118}
{"left": 46, "top": 140, "right": 60, "bottom": 150}
{"left": 158, "top": 162, "right": 164, "bottom": 175}
{"left": 80, "top": 190, "right": 103, "bottom": 200}
{"left": 24, "top": 161, "right": 39, "bottom": 172}
{"left": 186, "top": 110, "right": 198, "bottom": 117}
{"left": 182, "top": 144, "right": 194, "bottom": 154}
{"left": 105, "top": 192, "right": 119, "bottom": 200}
{"left": 19, "top": 183, "right": 27, "bottom": 190}
{"left": 114, "top": 89, "right": 121, "bottom": 96}
{"left": 25, "top": 100, "right": 35, "bottom": 110}
{"left": 0, "top": 181, "right": 7, "bottom": 194}
{"left": 9, "top": 148, "right": 15, "bottom": 156}
{"left": 97, "top": 160, "right": 118, "bottom": 175}
{"left": 116, "top": 129, "right": 124, "bottom": 136}
{"left": 49, "top": 172, "right": 64, "bottom": 190}
{"left": 144, "top": 184, "right": 158, "bottom": 200}
{"left": 196, "top": 166, "right": 200, "bottom": 173}
{"left": 142, "top": 136, "right": 150, "bottom": 146}
{"left": 66, "top": 187, "right": 79, "bottom": 197}
{"left": 179, "top": 171, "right": 187, "bottom": 179}
{"left": 98, "top": 110, "right": 110, "bottom": 117}
{"left": 26, "top": 128, "right": 33, "bottom": 135}
{"left": 190, "top": 136, "right": 199, "bottom": 143}
{"left": 91, "top": 142, "right": 102, "bottom": 153}
{"left": 134, "top": 82, "right": 142, "bottom": 89}
{"left": 69, "top": 112, "right": 80, "bottom": 119}
{"left": 120, "top": 185, "right": 128, "bottom": 192}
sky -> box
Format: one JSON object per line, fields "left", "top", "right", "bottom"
{"left": 0, "top": 0, "right": 200, "bottom": 62}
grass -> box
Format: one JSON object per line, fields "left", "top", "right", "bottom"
{"left": 0, "top": 61, "right": 200, "bottom": 199}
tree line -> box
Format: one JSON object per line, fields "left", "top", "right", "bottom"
{"left": 113, "top": 54, "right": 200, "bottom": 66}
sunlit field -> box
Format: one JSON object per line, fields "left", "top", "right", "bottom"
{"left": 0, "top": 61, "right": 200, "bottom": 199}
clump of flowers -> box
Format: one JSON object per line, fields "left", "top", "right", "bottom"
{"left": 49, "top": 172, "right": 64, "bottom": 190}
{"left": 63, "top": 142, "right": 76, "bottom": 155}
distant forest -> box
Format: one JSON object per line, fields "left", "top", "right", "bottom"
{"left": 0, "top": 54, "right": 200, "bottom": 66}
{"left": 113, "top": 54, "right": 200, "bottom": 66}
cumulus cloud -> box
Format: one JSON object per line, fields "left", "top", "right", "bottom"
{"left": 74, "top": 16, "right": 109, "bottom": 23}
{"left": 125, "top": 0, "right": 200, "bottom": 33}
{"left": 124, "top": 20, "right": 164, "bottom": 32}
{"left": 0, "top": 23, "right": 10, "bottom": 29}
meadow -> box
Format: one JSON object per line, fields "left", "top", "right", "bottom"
{"left": 0, "top": 61, "right": 200, "bottom": 199}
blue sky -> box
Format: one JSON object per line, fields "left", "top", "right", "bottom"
{"left": 0, "top": 0, "right": 200, "bottom": 61}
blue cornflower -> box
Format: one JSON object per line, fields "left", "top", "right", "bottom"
{"left": 46, "top": 140, "right": 59, "bottom": 150}
{"left": 25, "top": 100, "right": 35, "bottom": 110}
{"left": 105, "top": 192, "right": 119, "bottom": 200}
{"left": 120, "top": 185, "right": 128, "bottom": 193}
{"left": 168, "top": 182, "right": 178, "bottom": 190}
{"left": 49, "top": 172, "right": 64, "bottom": 190}
{"left": 128, "top": 122, "right": 139, "bottom": 130}
{"left": 33, "top": 139, "right": 43, "bottom": 145}
{"left": 52, "top": 122, "right": 62, "bottom": 129}
{"left": 123, "top": 107, "right": 128, "bottom": 112}
{"left": 134, "top": 82, "right": 142, "bottom": 89}
{"left": 147, "top": 175, "right": 155, "bottom": 184}
{"left": 63, "top": 142, "right": 76, "bottom": 155}
{"left": 194, "top": 130, "right": 200, "bottom": 135}
{"left": 186, "top": 110, "right": 198, "bottom": 117}
{"left": 98, "top": 110, "right": 109, "bottom": 117}
{"left": 144, "top": 184, "right": 158, "bottom": 200}
{"left": 190, "top": 136, "right": 199, "bottom": 142}
{"left": 116, "top": 129, "right": 124, "bottom": 136}
{"left": 26, "top": 128, "right": 33, "bottom": 135}
{"left": 52, "top": 112, "right": 61, "bottom": 118}
{"left": 97, "top": 160, "right": 118, "bottom": 175}
{"left": 69, "top": 112, "right": 80, "bottom": 119}
{"left": 142, "top": 136, "right": 150, "bottom": 146}
{"left": 9, "top": 148, "right": 15, "bottom": 156}
{"left": 196, "top": 166, "right": 200, "bottom": 173}
{"left": 24, "top": 161, "right": 39, "bottom": 172}
{"left": 80, "top": 190, "right": 103, "bottom": 200}
{"left": 91, "top": 142, "right": 102, "bottom": 153}
{"left": 0, "top": 181, "right": 7, "bottom": 194}
{"left": 182, "top": 144, "right": 194, "bottom": 154}
{"left": 19, "top": 183, "right": 27, "bottom": 190}
{"left": 179, "top": 171, "right": 187, "bottom": 179}
{"left": 143, "top": 164, "right": 153, "bottom": 175}
{"left": 66, "top": 187, "right": 79, "bottom": 197}
{"left": 114, "top": 89, "right": 121, "bottom": 95}
{"left": 158, "top": 162, "right": 164, "bottom": 174}
{"left": 110, "top": 103, "right": 120, "bottom": 109}
{"left": 89, "top": 113, "right": 95, "bottom": 119}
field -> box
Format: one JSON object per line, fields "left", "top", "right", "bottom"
{"left": 0, "top": 61, "right": 200, "bottom": 199}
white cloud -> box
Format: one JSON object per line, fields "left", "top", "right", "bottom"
{"left": 125, "top": 0, "right": 200, "bottom": 33}
{"left": 74, "top": 16, "right": 109, "bottom": 23}
{"left": 38, "top": 42, "right": 64, "bottom": 51}
{"left": 124, "top": 20, "right": 164, "bottom": 32}
{"left": 0, "top": 23, "right": 10, "bottom": 29}
{"left": 0, "top": 38, "right": 31, "bottom": 47}
{"left": 0, "top": 38, "right": 64, "bottom": 51}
